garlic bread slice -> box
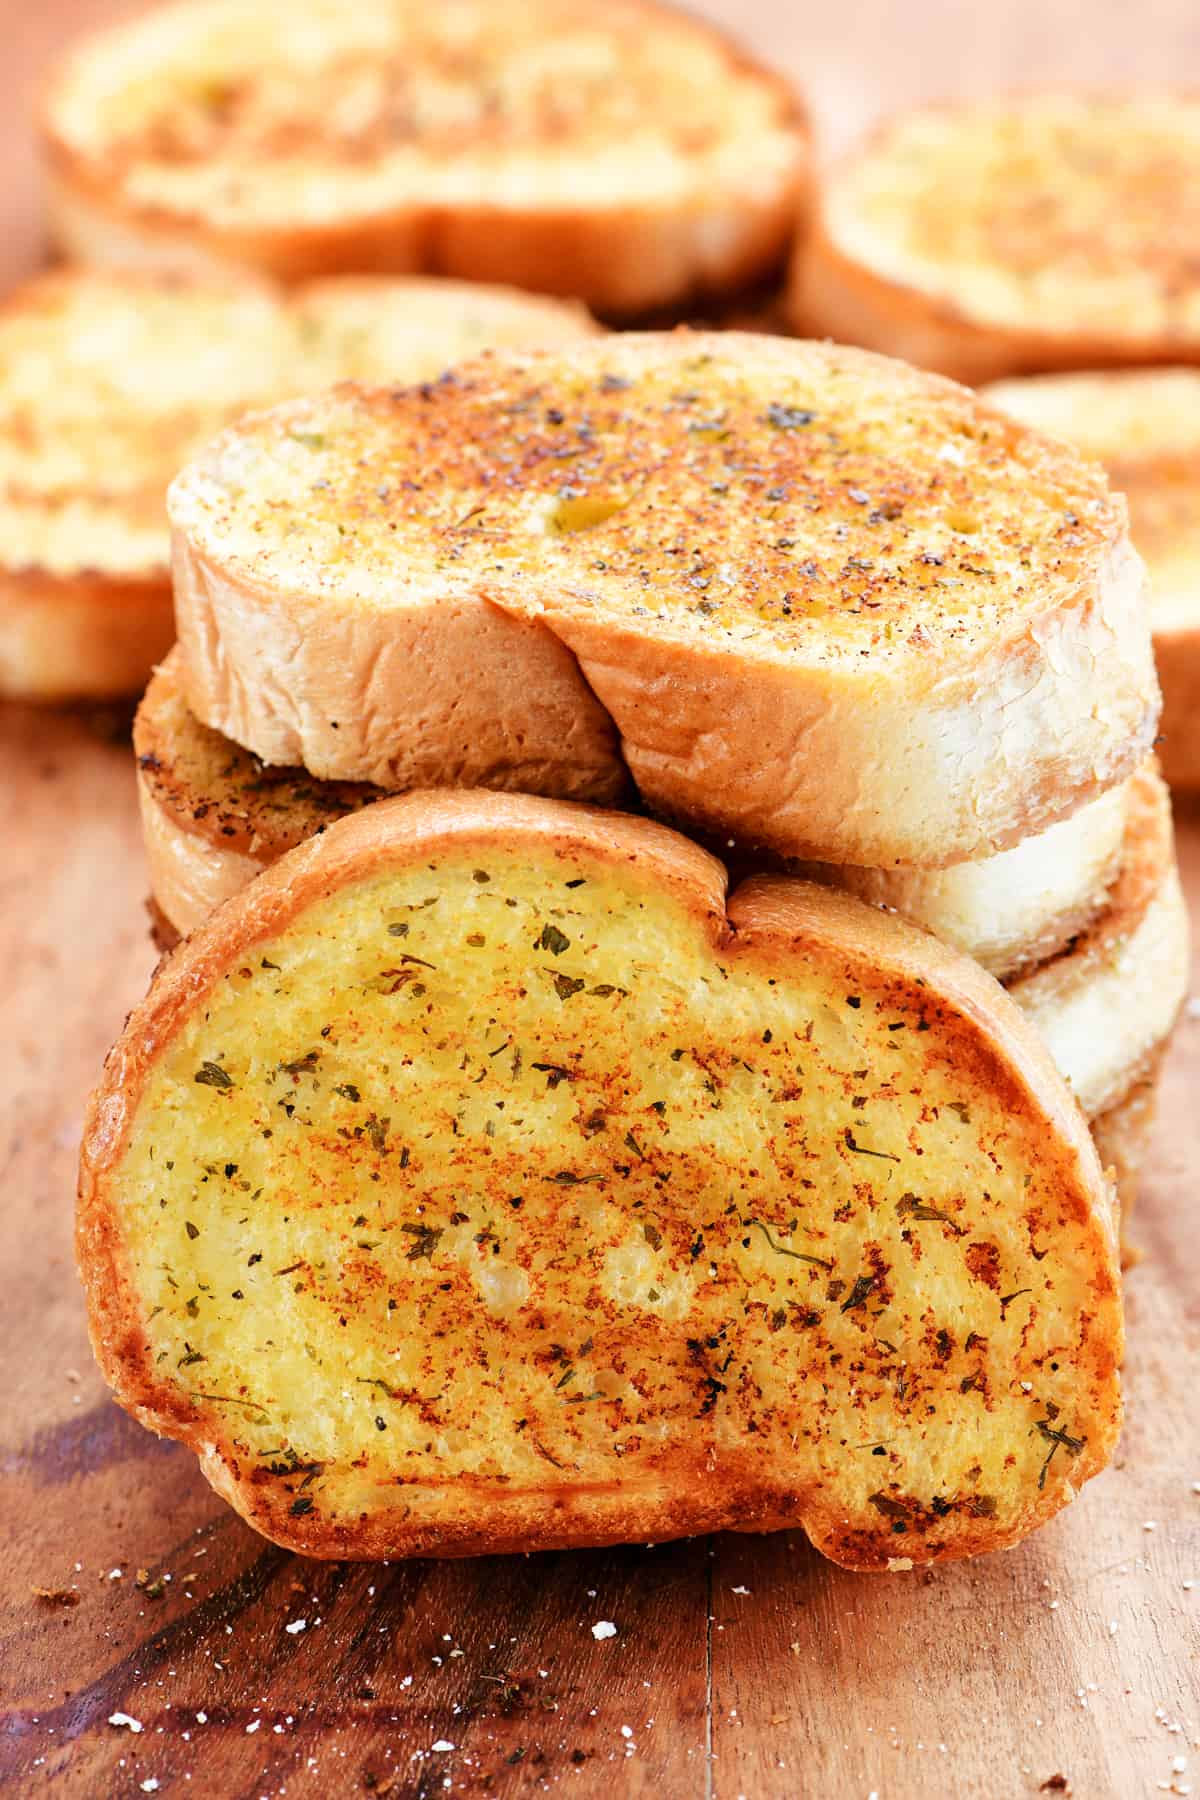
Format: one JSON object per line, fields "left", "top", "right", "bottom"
{"left": 169, "top": 330, "right": 1157, "bottom": 868}
{"left": 43, "top": 0, "right": 808, "bottom": 315}
{"left": 985, "top": 369, "right": 1200, "bottom": 790}
{"left": 792, "top": 94, "right": 1200, "bottom": 383}
{"left": 80, "top": 790, "right": 1122, "bottom": 1568}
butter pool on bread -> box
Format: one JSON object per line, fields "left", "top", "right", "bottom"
{"left": 168, "top": 331, "right": 1157, "bottom": 870}
{"left": 791, "top": 94, "right": 1200, "bottom": 384}
{"left": 984, "top": 369, "right": 1200, "bottom": 790}
{"left": 42, "top": 0, "right": 808, "bottom": 316}
{"left": 79, "top": 790, "right": 1122, "bottom": 1569}
{"left": 0, "top": 269, "right": 597, "bottom": 701}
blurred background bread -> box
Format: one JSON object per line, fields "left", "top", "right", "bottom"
{"left": 41, "top": 0, "right": 809, "bottom": 316}
{"left": 791, "top": 93, "right": 1200, "bottom": 381}
{"left": 984, "top": 369, "right": 1200, "bottom": 790}
{"left": 0, "top": 267, "right": 596, "bottom": 699}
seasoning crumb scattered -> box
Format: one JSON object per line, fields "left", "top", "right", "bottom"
{"left": 108, "top": 1713, "right": 143, "bottom": 1733}
{"left": 591, "top": 1620, "right": 617, "bottom": 1640}
{"left": 31, "top": 1586, "right": 79, "bottom": 1608}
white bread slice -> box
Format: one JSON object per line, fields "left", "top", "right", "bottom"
{"left": 1008, "top": 765, "right": 1188, "bottom": 1120}
{"left": 42, "top": 0, "right": 808, "bottom": 316}
{"left": 136, "top": 646, "right": 1129, "bottom": 982}
{"left": 792, "top": 95, "right": 1200, "bottom": 384}
{"left": 79, "top": 788, "right": 1121, "bottom": 1568}
{"left": 168, "top": 330, "right": 1157, "bottom": 869}
{"left": 984, "top": 370, "right": 1200, "bottom": 790}
{"left": 0, "top": 268, "right": 597, "bottom": 700}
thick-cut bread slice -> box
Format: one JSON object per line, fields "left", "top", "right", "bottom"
{"left": 1007, "top": 765, "right": 1188, "bottom": 1120}
{"left": 79, "top": 789, "right": 1122, "bottom": 1569}
{"left": 0, "top": 268, "right": 597, "bottom": 700}
{"left": 42, "top": 0, "right": 808, "bottom": 316}
{"left": 984, "top": 370, "right": 1200, "bottom": 790}
{"left": 136, "top": 647, "right": 1128, "bottom": 980}
{"left": 169, "top": 330, "right": 1157, "bottom": 868}
{"left": 792, "top": 95, "right": 1200, "bottom": 384}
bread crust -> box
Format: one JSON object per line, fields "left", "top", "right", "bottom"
{"left": 984, "top": 370, "right": 1200, "bottom": 791}
{"left": 791, "top": 94, "right": 1200, "bottom": 383}
{"left": 80, "top": 789, "right": 1121, "bottom": 1568}
{"left": 42, "top": 0, "right": 809, "bottom": 315}
{"left": 0, "top": 267, "right": 598, "bottom": 699}
{"left": 1007, "top": 765, "right": 1189, "bottom": 1118}
{"left": 168, "top": 332, "right": 1159, "bottom": 868}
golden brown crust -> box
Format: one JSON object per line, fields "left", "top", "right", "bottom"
{"left": 0, "top": 266, "right": 597, "bottom": 698}
{"left": 169, "top": 332, "right": 1158, "bottom": 868}
{"left": 791, "top": 94, "right": 1200, "bottom": 383}
{"left": 81, "top": 790, "right": 1121, "bottom": 1569}
{"left": 42, "top": 0, "right": 809, "bottom": 315}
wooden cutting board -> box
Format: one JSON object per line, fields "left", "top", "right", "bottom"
{"left": 2, "top": 4, "right": 1198, "bottom": 1796}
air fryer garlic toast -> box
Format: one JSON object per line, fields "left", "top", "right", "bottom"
{"left": 169, "top": 331, "right": 1157, "bottom": 868}
{"left": 0, "top": 269, "right": 596, "bottom": 700}
{"left": 792, "top": 95, "right": 1200, "bottom": 383}
{"left": 985, "top": 370, "right": 1200, "bottom": 789}
{"left": 43, "top": 0, "right": 808, "bottom": 315}
{"left": 79, "top": 791, "right": 1122, "bottom": 1568}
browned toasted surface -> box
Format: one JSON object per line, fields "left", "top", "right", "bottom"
{"left": 135, "top": 648, "right": 384, "bottom": 859}
{"left": 80, "top": 789, "right": 1121, "bottom": 1569}
{"left": 172, "top": 332, "right": 1121, "bottom": 647}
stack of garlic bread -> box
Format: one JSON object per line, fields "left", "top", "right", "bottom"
{"left": 79, "top": 330, "right": 1178, "bottom": 1570}
{"left": 143, "top": 330, "right": 1183, "bottom": 1190}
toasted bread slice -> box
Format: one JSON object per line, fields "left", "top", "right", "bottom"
{"left": 984, "top": 370, "right": 1200, "bottom": 790}
{"left": 0, "top": 268, "right": 597, "bottom": 700}
{"left": 169, "top": 330, "right": 1156, "bottom": 868}
{"left": 79, "top": 789, "right": 1121, "bottom": 1568}
{"left": 792, "top": 95, "right": 1200, "bottom": 384}
{"left": 42, "top": 0, "right": 808, "bottom": 316}
{"left": 1008, "top": 765, "right": 1188, "bottom": 1120}
{"left": 135, "top": 647, "right": 1128, "bottom": 982}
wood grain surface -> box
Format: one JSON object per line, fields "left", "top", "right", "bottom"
{"left": 2, "top": 3, "right": 1199, "bottom": 1796}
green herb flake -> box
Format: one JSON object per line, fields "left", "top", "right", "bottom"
{"left": 194, "top": 1061, "right": 233, "bottom": 1090}
{"left": 538, "top": 924, "right": 571, "bottom": 956}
